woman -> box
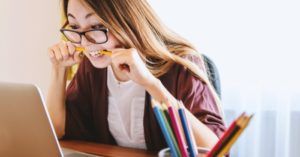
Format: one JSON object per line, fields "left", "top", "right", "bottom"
{"left": 47, "top": 0, "right": 226, "bottom": 151}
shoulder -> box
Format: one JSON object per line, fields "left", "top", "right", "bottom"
{"left": 182, "top": 54, "right": 206, "bottom": 70}
{"left": 165, "top": 53, "right": 206, "bottom": 81}
{"left": 158, "top": 54, "right": 207, "bottom": 96}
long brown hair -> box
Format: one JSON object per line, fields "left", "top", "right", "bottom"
{"left": 62, "top": 0, "right": 223, "bottom": 116}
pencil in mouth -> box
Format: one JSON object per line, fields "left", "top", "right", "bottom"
{"left": 75, "top": 47, "right": 112, "bottom": 57}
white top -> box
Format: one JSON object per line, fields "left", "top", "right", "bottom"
{"left": 107, "top": 65, "right": 147, "bottom": 149}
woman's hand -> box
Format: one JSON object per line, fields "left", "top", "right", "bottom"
{"left": 48, "top": 41, "right": 83, "bottom": 68}
{"left": 110, "top": 48, "right": 157, "bottom": 88}
{"left": 47, "top": 40, "right": 83, "bottom": 139}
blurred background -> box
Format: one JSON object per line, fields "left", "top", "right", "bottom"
{"left": 0, "top": 0, "right": 60, "bottom": 93}
{"left": 1, "top": 0, "right": 299, "bottom": 156}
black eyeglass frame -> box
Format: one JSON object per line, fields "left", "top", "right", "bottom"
{"left": 60, "top": 22, "right": 109, "bottom": 44}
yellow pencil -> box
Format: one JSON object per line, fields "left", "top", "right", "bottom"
{"left": 217, "top": 114, "right": 253, "bottom": 157}
{"left": 75, "top": 47, "right": 112, "bottom": 57}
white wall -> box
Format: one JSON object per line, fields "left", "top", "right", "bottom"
{"left": 0, "top": 0, "right": 60, "bottom": 95}
{"left": 148, "top": 0, "right": 300, "bottom": 94}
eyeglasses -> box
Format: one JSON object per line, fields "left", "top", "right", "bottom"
{"left": 60, "top": 26, "right": 109, "bottom": 44}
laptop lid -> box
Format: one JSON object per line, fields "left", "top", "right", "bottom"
{"left": 0, "top": 82, "right": 63, "bottom": 157}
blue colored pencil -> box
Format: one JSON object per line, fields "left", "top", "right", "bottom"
{"left": 178, "top": 102, "right": 198, "bottom": 157}
{"left": 151, "top": 100, "right": 179, "bottom": 157}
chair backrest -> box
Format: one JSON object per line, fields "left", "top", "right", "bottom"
{"left": 202, "top": 54, "right": 221, "bottom": 98}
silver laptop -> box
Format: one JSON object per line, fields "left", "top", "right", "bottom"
{"left": 0, "top": 82, "right": 100, "bottom": 157}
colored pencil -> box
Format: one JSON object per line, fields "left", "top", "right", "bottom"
{"left": 178, "top": 102, "right": 198, "bottom": 157}
{"left": 151, "top": 99, "right": 179, "bottom": 157}
{"left": 167, "top": 104, "right": 189, "bottom": 157}
{"left": 161, "top": 104, "right": 182, "bottom": 157}
{"left": 206, "top": 113, "right": 253, "bottom": 157}
{"left": 75, "top": 47, "right": 112, "bottom": 56}
{"left": 206, "top": 113, "right": 246, "bottom": 157}
{"left": 217, "top": 115, "right": 253, "bottom": 157}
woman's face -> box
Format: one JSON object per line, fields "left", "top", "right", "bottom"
{"left": 67, "top": 0, "right": 121, "bottom": 68}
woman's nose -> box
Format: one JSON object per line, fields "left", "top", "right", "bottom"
{"left": 80, "top": 35, "right": 92, "bottom": 47}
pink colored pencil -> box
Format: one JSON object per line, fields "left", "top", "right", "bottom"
{"left": 166, "top": 104, "right": 189, "bottom": 157}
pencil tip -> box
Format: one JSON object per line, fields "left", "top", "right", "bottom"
{"left": 249, "top": 114, "right": 254, "bottom": 119}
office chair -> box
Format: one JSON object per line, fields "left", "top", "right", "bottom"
{"left": 202, "top": 54, "right": 221, "bottom": 98}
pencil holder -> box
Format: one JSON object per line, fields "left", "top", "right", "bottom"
{"left": 158, "top": 147, "right": 210, "bottom": 157}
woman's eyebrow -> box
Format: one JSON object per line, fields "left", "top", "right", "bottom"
{"left": 67, "top": 13, "right": 95, "bottom": 19}
{"left": 85, "top": 13, "right": 95, "bottom": 19}
{"left": 67, "top": 13, "right": 76, "bottom": 19}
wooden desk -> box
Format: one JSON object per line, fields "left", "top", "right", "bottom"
{"left": 60, "top": 140, "right": 157, "bottom": 157}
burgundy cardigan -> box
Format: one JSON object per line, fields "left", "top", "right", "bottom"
{"left": 63, "top": 56, "right": 226, "bottom": 152}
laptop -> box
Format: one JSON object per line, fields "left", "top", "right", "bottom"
{"left": 0, "top": 82, "right": 100, "bottom": 157}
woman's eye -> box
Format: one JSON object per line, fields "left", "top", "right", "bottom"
{"left": 69, "top": 25, "right": 79, "bottom": 29}
{"left": 91, "top": 24, "right": 104, "bottom": 29}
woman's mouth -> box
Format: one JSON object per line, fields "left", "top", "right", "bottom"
{"left": 88, "top": 51, "right": 104, "bottom": 58}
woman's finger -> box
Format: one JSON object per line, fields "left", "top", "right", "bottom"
{"left": 48, "top": 48, "right": 58, "bottom": 64}
{"left": 74, "top": 51, "right": 83, "bottom": 63}
{"left": 66, "top": 41, "right": 76, "bottom": 55}
{"left": 59, "top": 42, "right": 69, "bottom": 60}
{"left": 52, "top": 46, "right": 63, "bottom": 61}
{"left": 111, "top": 52, "right": 131, "bottom": 73}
